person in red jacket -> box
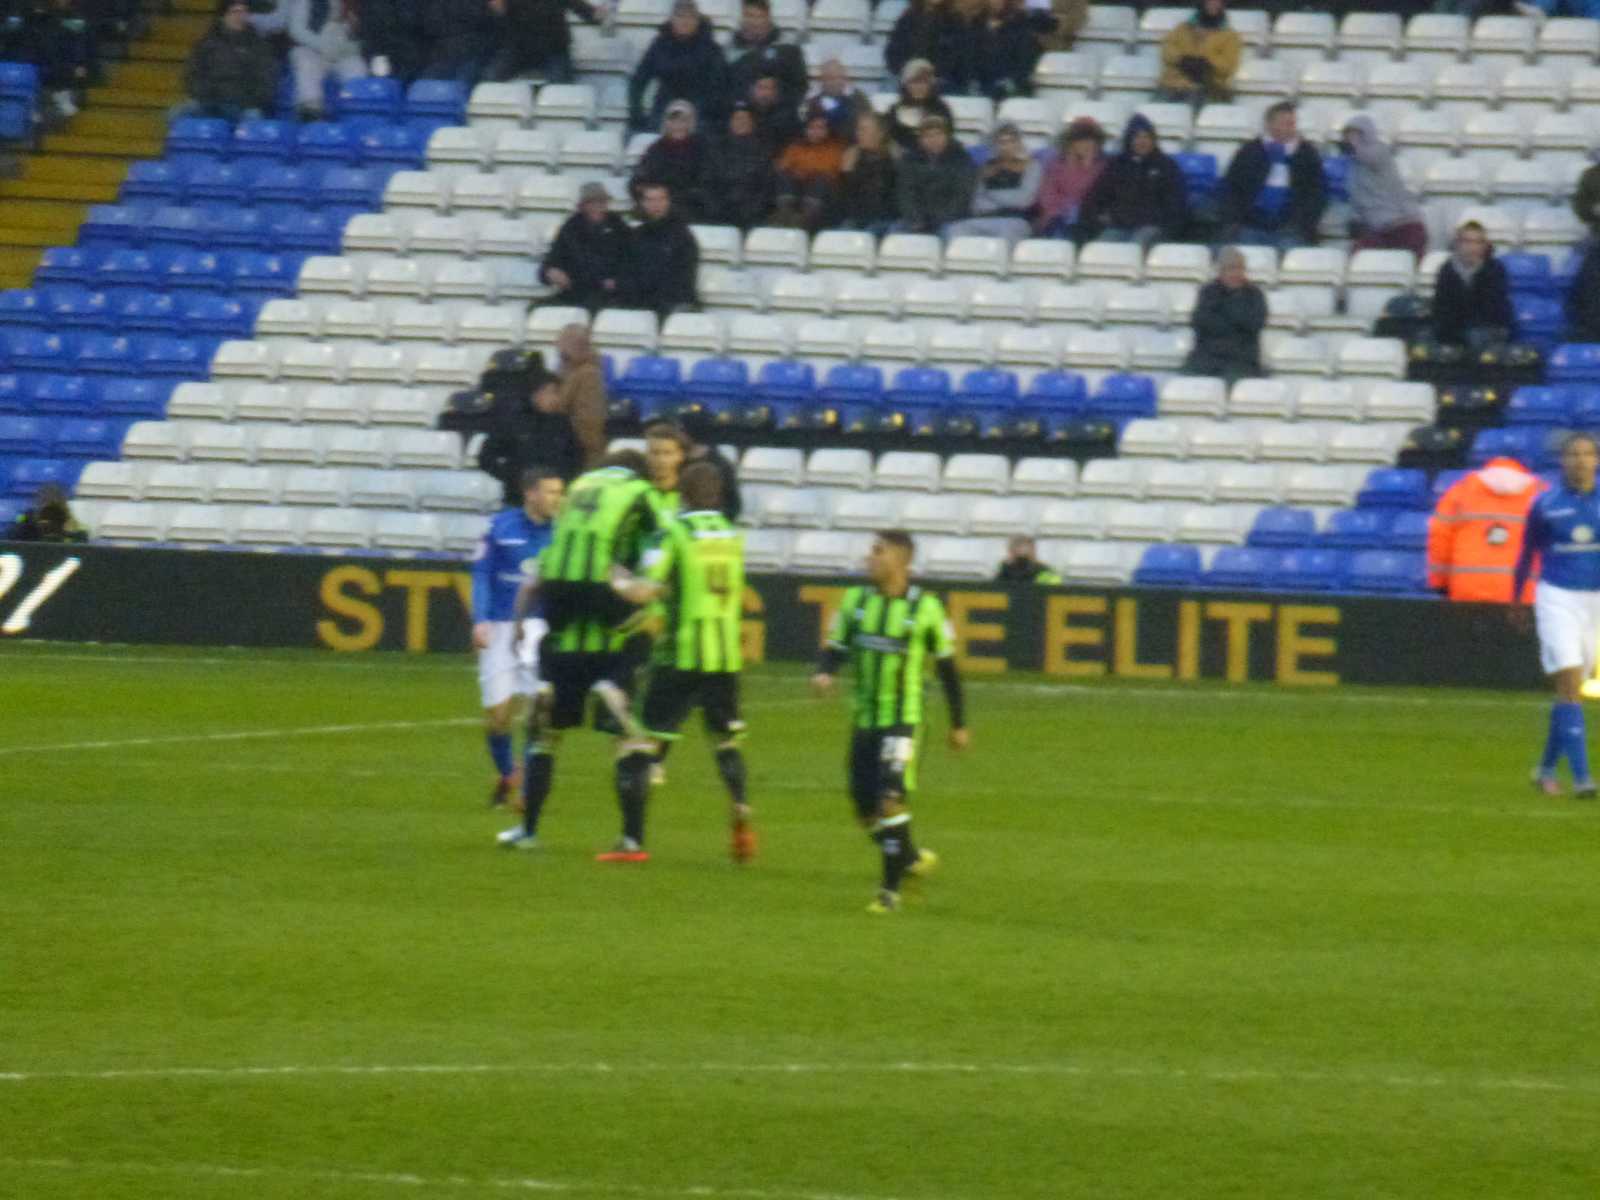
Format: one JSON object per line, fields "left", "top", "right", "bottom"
{"left": 1428, "top": 456, "right": 1546, "bottom": 602}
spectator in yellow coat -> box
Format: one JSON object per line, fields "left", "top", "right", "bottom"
{"left": 1158, "top": 0, "right": 1240, "bottom": 106}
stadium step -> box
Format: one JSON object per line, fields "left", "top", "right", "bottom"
{"left": 0, "top": 247, "right": 42, "bottom": 289}
{"left": 0, "top": 176, "right": 119, "bottom": 204}
{"left": 0, "top": 221, "right": 81, "bottom": 248}
{"left": 143, "top": 14, "right": 212, "bottom": 46}
{"left": 88, "top": 86, "right": 182, "bottom": 111}
{"left": 36, "top": 131, "right": 165, "bottom": 158}
{"left": 0, "top": 200, "right": 91, "bottom": 233}
{"left": 67, "top": 109, "right": 168, "bottom": 141}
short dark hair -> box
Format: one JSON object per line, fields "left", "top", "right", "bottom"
{"left": 1457, "top": 220, "right": 1488, "bottom": 237}
{"left": 679, "top": 462, "right": 725, "bottom": 510}
{"left": 640, "top": 181, "right": 671, "bottom": 196}
{"left": 601, "top": 448, "right": 649, "bottom": 475}
{"left": 877, "top": 529, "right": 915, "bottom": 559}
{"left": 1264, "top": 100, "right": 1297, "bottom": 123}
{"left": 643, "top": 420, "right": 691, "bottom": 452}
{"left": 519, "top": 466, "right": 562, "bottom": 492}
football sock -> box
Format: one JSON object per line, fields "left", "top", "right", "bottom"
{"left": 714, "top": 747, "right": 747, "bottom": 807}
{"left": 871, "top": 817, "right": 913, "bottom": 894}
{"left": 487, "top": 732, "right": 514, "bottom": 779}
{"left": 521, "top": 749, "right": 554, "bottom": 835}
{"left": 655, "top": 741, "right": 674, "bottom": 767}
{"left": 616, "top": 751, "right": 652, "bottom": 845}
{"left": 1557, "top": 701, "right": 1591, "bottom": 781}
{"left": 1541, "top": 704, "right": 1566, "bottom": 774}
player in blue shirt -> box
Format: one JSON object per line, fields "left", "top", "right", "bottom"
{"left": 1513, "top": 432, "right": 1600, "bottom": 798}
{"left": 471, "top": 467, "right": 565, "bottom": 807}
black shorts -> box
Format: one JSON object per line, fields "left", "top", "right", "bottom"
{"left": 540, "top": 580, "right": 637, "bottom": 641}
{"left": 847, "top": 724, "right": 919, "bottom": 820}
{"left": 642, "top": 668, "right": 743, "bottom": 741}
{"left": 541, "top": 650, "right": 637, "bottom": 730}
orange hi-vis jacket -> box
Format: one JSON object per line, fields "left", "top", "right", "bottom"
{"left": 1427, "top": 457, "right": 1545, "bottom": 602}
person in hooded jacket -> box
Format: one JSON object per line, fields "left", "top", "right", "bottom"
{"left": 418, "top": 0, "right": 499, "bottom": 85}
{"left": 1428, "top": 456, "right": 1545, "bottom": 603}
{"left": 489, "top": 0, "right": 605, "bottom": 83}
{"left": 884, "top": 0, "right": 960, "bottom": 85}
{"left": 630, "top": 98, "right": 714, "bottom": 222}
{"left": 726, "top": 0, "right": 806, "bottom": 113}
{"left": 894, "top": 114, "right": 976, "bottom": 235}
{"left": 1182, "top": 247, "right": 1266, "bottom": 383}
{"left": 628, "top": 0, "right": 730, "bottom": 132}
{"left": 707, "top": 101, "right": 777, "bottom": 228}
{"left": 959, "top": 0, "right": 1046, "bottom": 101}
{"left": 180, "top": 0, "right": 279, "bottom": 121}
{"left": 1433, "top": 220, "right": 1514, "bottom": 351}
{"left": 629, "top": 182, "right": 700, "bottom": 317}
{"left": 1341, "top": 114, "right": 1427, "bottom": 260}
{"left": 286, "top": 0, "right": 366, "bottom": 121}
{"left": 1080, "top": 113, "right": 1188, "bottom": 248}
{"left": 1158, "top": 0, "right": 1239, "bottom": 105}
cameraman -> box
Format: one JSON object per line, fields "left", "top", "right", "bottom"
{"left": 476, "top": 372, "right": 585, "bottom": 504}
{"left": 10, "top": 484, "right": 88, "bottom": 543}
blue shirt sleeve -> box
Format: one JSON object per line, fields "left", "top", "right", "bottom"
{"left": 470, "top": 523, "right": 495, "bottom": 624}
{"left": 1513, "top": 495, "right": 1548, "bottom": 601}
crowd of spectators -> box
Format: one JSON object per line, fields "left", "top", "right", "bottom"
{"left": 0, "top": 0, "right": 141, "bottom": 121}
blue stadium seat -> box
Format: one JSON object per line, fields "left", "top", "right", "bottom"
{"left": 41, "top": 285, "right": 112, "bottom": 329}
{"left": 1347, "top": 550, "right": 1430, "bottom": 594}
{"left": 100, "top": 378, "right": 173, "bottom": 418}
{"left": 754, "top": 360, "right": 816, "bottom": 405}
{"left": 161, "top": 249, "right": 229, "bottom": 291}
{"left": 1173, "top": 151, "right": 1217, "bottom": 202}
{"left": 1432, "top": 468, "right": 1468, "bottom": 500}
{"left": 1204, "top": 546, "right": 1277, "bottom": 589}
{"left": 1132, "top": 543, "right": 1201, "bottom": 587}
{"left": 0, "top": 371, "right": 26, "bottom": 412}
{"left": 73, "top": 333, "right": 135, "bottom": 374}
{"left": 146, "top": 206, "right": 210, "bottom": 247}
{"left": 1321, "top": 154, "right": 1349, "bottom": 202}
{"left": 0, "top": 415, "right": 51, "bottom": 455}
{"left": 201, "top": 205, "right": 270, "bottom": 249}
{"left": 0, "top": 61, "right": 39, "bottom": 102}
{"left": 335, "top": 77, "right": 403, "bottom": 119}
{"left": 295, "top": 120, "right": 359, "bottom": 163}
{"left": 138, "top": 336, "right": 215, "bottom": 378}
{"left": 115, "top": 289, "right": 181, "bottom": 333}
{"left": 180, "top": 294, "right": 259, "bottom": 338}
{"left": 1021, "top": 370, "right": 1088, "bottom": 413}
{"left": 1356, "top": 467, "right": 1430, "bottom": 510}
{"left": 233, "top": 117, "right": 298, "bottom": 160}
{"left": 683, "top": 358, "right": 749, "bottom": 411}
{"left": 1501, "top": 252, "right": 1554, "bottom": 296}
{"left": 1247, "top": 506, "right": 1316, "bottom": 548}
{"left": 617, "top": 355, "right": 681, "bottom": 405}
{"left": 1571, "top": 388, "right": 1600, "bottom": 429}
{"left": 1505, "top": 384, "right": 1574, "bottom": 426}
{"left": 405, "top": 79, "right": 468, "bottom": 123}
{"left": 51, "top": 417, "right": 129, "bottom": 458}
{"left": 886, "top": 366, "right": 952, "bottom": 410}
{"left": 1514, "top": 295, "right": 1565, "bottom": 351}
{"left": 187, "top": 160, "right": 258, "bottom": 204}
{"left": 250, "top": 163, "right": 323, "bottom": 206}
{"left": 0, "top": 496, "right": 23, "bottom": 524}
{"left": 1270, "top": 548, "right": 1349, "bottom": 592}
{"left": 955, "top": 368, "right": 1019, "bottom": 408}
{"left": 1318, "top": 508, "right": 1394, "bottom": 549}
{"left": 316, "top": 165, "right": 389, "bottom": 208}
{"left": 4, "top": 456, "right": 81, "bottom": 498}
{"left": 1470, "top": 426, "right": 1546, "bottom": 468}
{"left": 5, "top": 330, "right": 72, "bottom": 371}
{"left": 165, "top": 116, "right": 232, "bottom": 159}
{"left": 31, "top": 373, "right": 102, "bottom": 415}
{"left": 95, "top": 247, "right": 163, "bottom": 289}
{"left": 1549, "top": 344, "right": 1600, "bottom": 385}
{"left": 1089, "top": 373, "right": 1157, "bottom": 420}
{"left": 120, "top": 160, "right": 187, "bottom": 204}
{"left": 0, "top": 288, "right": 45, "bottom": 326}
{"left": 228, "top": 252, "right": 305, "bottom": 296}
{"left": 79, "top": 203, "right": 154, "bottom": 247}
{"left": 34, "top": 246, "right": 103, "bottom": 287}
{"left": 820, "top": 363, "right": 884, "bottom": 406}
{"left": 356, "top": 123, "right": 425, "bottom": 168}
{"left": 1388, "top": 510, "right": 1431, "bottom": 551}
{"left": 264, "top": 207, "right": 343, "bottom": 252}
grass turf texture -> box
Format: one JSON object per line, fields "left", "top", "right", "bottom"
{"left": 3, "top": 643, "right": 1600, "bottom": 1200}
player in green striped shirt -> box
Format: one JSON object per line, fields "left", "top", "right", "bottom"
{"left": 612, "top": 463, "right": 756, "bottom": 862}
{"left": 811, "top": 530, "right": 970, "bottom": 914}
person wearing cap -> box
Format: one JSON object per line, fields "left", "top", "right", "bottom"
{"left": 727, "top": 0, "right": 806, "bottom": 113}
{"left": 1034, "top": 117, "right": 1106, "bottom": 241}
{"left": 1182, "top": 247, "right": 1267, "bottom": 384}
{"left": 1158, "top": 0, "right": 1240, "bottom": 106}
{"left": 744, "top": 72, "right": 800, "bottom": 156}
{"left": 959, "top": 0, "right": 1048, "bottom": 102}
{"left": 418, "top": 0, "right": 501, "bottom": 86}
{"left": 806, "top": 58, "right": 870, "bottom": 141}
{"left": 885, "top": 0, "right": 959, "bottom": 85}
{"left": 631, "top": 99, "right": 714, "bottom": 222}
{"left": 1080, "top": 113, "right": 1188, "bottom": 249}
{"left": 628, "top": 0, "right": 730, "bottom": 133}
{"left": 178, "top": 1, "right": 278, "bottom": 121}
{"left": 539, "top": 183, "right": 634, "bottom": 313}
{"left": 1339, "top": 115, "right": 1426, "bottom": 260}
{"left": 945, "top": 122, "right": 1040, "bottom": 245}
{"left": 707, "top": 101, "right": 777, "bottom": 228}
{"left": 773, "top": 105, "right": 848, "bottom": 232}
{"left": 838, "top": 109, "right": 899, "bottom": 236}
{"left": 629, "top": 182, "right": 701, "bottom": 317}
{"left": 886, "top": 58, "right": 954, "bottom": 153}
{"left": 286, "top": 0, "right": 367, "bottom": 122}
{"left": 895, "top": 115, "right": 977, "bottom": 236}
{"left": 490, "top": 0, "right": 608, "bottom": 84}
{"left": 1220, "top": 101, "right": 1326, "bottom": 252}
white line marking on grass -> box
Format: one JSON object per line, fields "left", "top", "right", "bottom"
{"left": 0, "top": 1156, "right": 916, "bottom": 1200}
{"left": 1, "top": 1060, "right": 1597, "bottom": 1098}
{"left": 0, "top": 718, "right": 477, "bottom": 758}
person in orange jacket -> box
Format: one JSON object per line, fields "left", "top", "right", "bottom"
{"left": 1428, "top": 456, "right": 1546, "bottom": 602}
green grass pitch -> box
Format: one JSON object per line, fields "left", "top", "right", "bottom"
{"left": 4, "top": 642, "right": 1600, "bottom": 1199}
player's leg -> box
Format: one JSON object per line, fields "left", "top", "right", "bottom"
{"left": 499, "top": 684, "right": 559, "bottom": 847}
{"left": 478, "top": 623, "right": 522, "bottom": 806}
{"left": 702, "top": 674, "right": 754, "bottom": 861}
{"left": 597, "top": 654, "right": 653, "bottom": 862}
{"left": 865, "top": 728, "right": 922, "bottom": 911}
{"left": 1533, "top": 584, "right": 1594, "bottom": 795}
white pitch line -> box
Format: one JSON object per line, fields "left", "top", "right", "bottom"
{"left": 0, "top": 1156, "right": 920, "bottom": 1200}
{"left": 0, "top": 717, "right": 477, "bottom": 758}
{"left": 0, "top": 1060, "right": 1596, "bottom": 1098}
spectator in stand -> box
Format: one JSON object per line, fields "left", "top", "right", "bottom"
{"left": 1080, "top": 113, "right": 1187, "bottom": 249}
{"left": 286, "top": 0, "right": 366, "bottom": 122}
{"left": 1220, "top": 101, "right": 1326, "bottom": 251}
{"left": 1432, "top": 220, "right": 1514, "bottom": 352}
{"left": 707, "top": 100, "right": 777, "bottom": 228}
{"left": 539, "top": 182, "right": 632, "bottom": 312}
{"left": 554, "top": 323, "right": 608, "bottom": 469}
{"left": 1034, "top": 116, "right": 1106, "bottom": 242}
{"left": 1569, "top": 239, "right": 1600, "bottom": 342}
{"left": 8, "top": 484, "right": 87, "bottom": 542}
{"left": 1428, "top": 456, "right": 1543, "bottom": 603}
{"left": 960, "top": 0, "right": 1047, "bottom": 102}
{"left": 773, "top": 106, "right": 847, "bottom": 232}
{"left": 26, "top": 0, "right": 97, "bottom": 120}
{"left": 838, "top": 109, "right": 899, "bottom": 236}
{"left": 1158, "top": 0, "right": 1240, "bottom": 106}
{"left": 630, "top": 98, "right": 714, "bottom": 222}
{"left": 885, "top": 0, "right": 959, "bottom": 87}
{"left": 727, "top": 0, "right": 806, "bottom": 113}
{"left": 886, "top": 58, "right": 954, "bottom": 152}
{"left": 946, "top": 122, "right": 1040, "bottom": 244}
{"left": 894, "top": 114, "right": 976, "bottom": 236}
{"left": 1182, "top": 247, "right": 1267, "bottom": 383}
{"left": 996, "top": 536, "right": 1061, "bottom": 584}
{"left": 358, "top": 0, "right": 423, "bottom": 82}
{"left": 1038, "top": 0, "right": 1085, "bottom": 52}
{"left": 745, "top": 71, "right": 800, "bottom": 155}
{"left": 1573, "top": 143, "right": 1600, "bottom": 246}
{"left": 807, "top": 58, "right": 870, "bottom": 140}
{"left": 490, "top": 0, "right": 607, "bottom": 84}
{"left": 677, "top": 414, "right": 743, "bottom": 520}
{"left": 478, "top": 372, "right": 585, "bottom": 498}
{"left": 1341, "top": 115, "right": 1427, "bottom": 260}
{"left": 630, "top": 181, "right": 700, "bottom": 317}
{"left": 418, "top": 0, "right": 500, "bottom": 86}
{"left": 178, "top": 0, "right": 278, "bottom": 122}
{"left": 627, "top": 0, "right": 729, "bottom": 133}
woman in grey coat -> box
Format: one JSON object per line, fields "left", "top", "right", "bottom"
{"left": 945, "top": 122, "right": 1041, "bottom": 244}
{"left": 1182, "top": 247, "right": 1267, "bottom": 384}
{"left": 1342, "top": 114, "right": 1427, "bottom": 260}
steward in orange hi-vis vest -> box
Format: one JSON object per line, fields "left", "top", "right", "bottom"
{"left": 1427, "top": 457, "right": 1546, "bottom": 602}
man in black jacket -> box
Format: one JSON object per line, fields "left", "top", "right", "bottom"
{"left": 726, "top": 0, "right": 805, "bottom": 113}
{"left": 1432, "top": 220, "right": 1515, "bottom": 352}
{"left": 478, "top": 374, "right": 586, "bottom": 499}
{"left": 627, "top": 0, "right": 730, "bottom": 132}
{"left": 179, "top": 0, "right": 277, "bottom": 121}
{"left": 1080, "top": 113, "right": 1188, "bottom": 248}
{"left": 359, "top": 0, "right": 424, "bottom": 82}
{"left": 419, "top": 0, "right": 498, "bottom": 85}
{"left": 1569, "top": 237, "right": 1600, "bottom": 344}
{"left": 630, "top": 182, "right": 700, "bottom": 317}
{"left": 1183, "top": 246, "right": 1267, "bottom": 383}
{"left": 540, "top": 182, "right": 633, "bottom": 312}
{"left": 1220, "top": 100, "right": 1326, "bottom": 251}
{"left": 490, "top": 0, "right": 606, "bottom": 83}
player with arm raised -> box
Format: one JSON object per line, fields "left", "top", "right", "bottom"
{"left": 1513, "top": 431, "right": 1600, "bottom": 798}
{"left": 497, "top": 448, "right": 665, "bottom": 857}
{"left": 470, "top": 467, "right": 565, "bottom": 808}
{"left": 612, "top": 462, "right": 756, "bottom": 862}
{"left": 810, "top": 530, "right": 970, "bottom": 913}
